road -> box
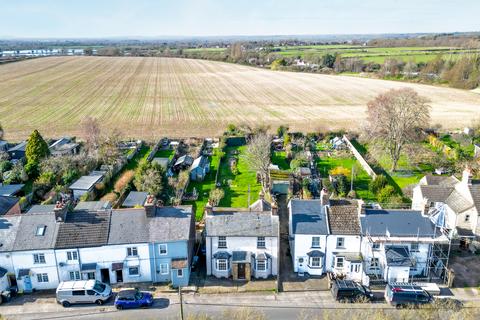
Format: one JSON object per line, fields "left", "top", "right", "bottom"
{"left": 2, "top": 290, "right": 479, "bottom": 320}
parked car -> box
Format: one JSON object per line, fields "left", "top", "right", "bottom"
{"left": 56, "top": 280, "right": 112, "bottom": 307}
{"left": 114, "top": 289, "right": 154, "bottom": 310}
{"left": 385, "top": 283, "right": 433, "bottom": 308}
{"left": 331, "top": 279, "right": 373, "bottom": 303}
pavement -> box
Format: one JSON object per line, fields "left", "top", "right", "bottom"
{"left": 2, "top": 288, "right": 480, "bottom": 320}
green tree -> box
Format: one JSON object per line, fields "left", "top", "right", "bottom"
{"left": 377, "top": 185, "right": 396, "bottom": 203}
{"left": 276, "top": 125, "right": 289, "bottom": 138}
{"left": 369, "top": 175, "right": 388, "bottom": 194}
{"left": 25, "top": 129, "right": 50, "bottom": 177}
{"left": 134, "top": 160, "right": 164, "bottom": 196}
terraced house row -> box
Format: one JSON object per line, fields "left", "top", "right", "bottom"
{"left": 0, "top": 196, "right": 195, "bottom": 293}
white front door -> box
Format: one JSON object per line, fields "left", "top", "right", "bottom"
{"left": 297, "top": 257, "right": 307, "bottom": 273}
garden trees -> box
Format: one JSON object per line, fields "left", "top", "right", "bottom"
{"left": 366, "top": 88, "right": 430, "bottom": 171}
{"left": 209, "top": 188, "right": 225, "bottom": 206}
{"left": 98, "top": 129, "right": 122, "bottom": 166}
{"left": 243, "top": 133, "right": 271, "bottom": 192}
{"left": 81, "top": 116, "right": 101, "bottom": 154}
{"left": 134, "top": 160, "right": 165, "bottom": 197}
{"left": 25, "top": 129, "right": 50, "bottom": 177}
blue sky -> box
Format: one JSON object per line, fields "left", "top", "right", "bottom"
{"left": 1, "top": 0, "right": 478, "bottom": 38}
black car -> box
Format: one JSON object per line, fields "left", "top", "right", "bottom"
{"left": 331, "top": 279, "right": 374, "bottom": 303}
{"left": 385, "top": 283, "right": 433, "bottom": 308}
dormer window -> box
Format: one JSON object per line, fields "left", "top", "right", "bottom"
{"left": 36, "top": 225, "right": 46, "bottom": 236}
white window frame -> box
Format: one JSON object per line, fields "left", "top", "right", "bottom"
{"left": 311, "top": 236, "right": 320, "bottom": 248}
{"left": 37, "top": 273, "right": 49, "bottom": 282}
{"left": 67, "top": 251, "right": 78, "bottom": 261}
{"left": 335, "top": 257, "right": 345, "bottom": 268}
{"left": 336, "top": 237, "right": 345, "bottom": 249}
{"left": 69, "top": 271, "right": 80, "bottom": 280}
{"left": 128, "top": 266, "right": 140, "bottom": 276}
{"left": 160, "top": 263, "right": 169, "bottom": 275}
{"left": 159, "top": 244, "right": 168, "bottom": 255}
{"left": 127, "top": 247, "right": 138, "bottom": 257}
{"left": 33, "top": 253, "right": 46, "bottom": 264}
{"left": 84, "top": 272, "right": 95, "bottom": 280}
{"left": 177, "top": 269, "right": 183, "bottom": 278}
{"left": 257, "top": 236, "right": 266, "bottom": 248}
{"left": 350, "top": 263, "right": 360, "bottom": 273}
{"left": 256, "top": 260, "right": 267, "bottom": 271}
{"left": 216, "top": 259, "right": 229, "bottom": 271}
{"left": 372, "top": 243, "right": 380, "bottom": 251}
{"left": 310, "top": 257, "right": 321, "bottom": 267}
{"left": 35, "top": 225, "right": 46, "bottom": 236}
{"left": 218, "top": 236, "right": 227, "bottom": 249}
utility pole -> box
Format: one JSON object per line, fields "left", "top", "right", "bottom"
{"left": 350, "top": 165, "right": 355, "bottom": 192}
{"left": 179, "top": 286, "right": 184, "bottom": 320}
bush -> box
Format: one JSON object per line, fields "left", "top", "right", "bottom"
{"left": 0, "top": 160, "right": 12, "bottom": 173}
{"left": 369, "top": 175, "right": 388, "bottom": 194}
{"left": 329, "top": 166, "right": 351, "bottom": 177}
{"left": 377, "top": 185, "right": 396, "bottom": 203}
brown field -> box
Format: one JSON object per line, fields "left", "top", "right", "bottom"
{"left": 0, "top": 56, "right": 479, "bottom": 140}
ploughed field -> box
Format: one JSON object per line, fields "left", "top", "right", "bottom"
{"left": 1, "top": 56, "right": 479, "bottom": 139}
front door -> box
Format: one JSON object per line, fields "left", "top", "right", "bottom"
{"left": 100, "top": 268, "right": 110, "bottom": 284}
{"left": 238, "top": 263, "right": 246, "bottom": 279}
{"left": 8, "top": 274, "right": 17, "bottom": 288}
{"left": 23, "top": 275, "right": 32, "bottom": 293}
{"left": 116, "top": 270, "right": 123, "bottom": 283}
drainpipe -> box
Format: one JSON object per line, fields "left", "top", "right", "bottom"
{"left": 152, "top": 244, "right": 157, "bottom": 283}
{"left": 53, "top": 250, "right": 61, "bottom": 285}
{"left": 209, "top": 237, "right": 212, "bottom": 277}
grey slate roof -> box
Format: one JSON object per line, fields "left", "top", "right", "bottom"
{"left": 148, "top": 206, "right": 194, "bottom": 242}
{"left": 327, "top": 199, "right": 361, "bottom": 235}
{"left": 55, "top": 210, "right": 111, "bottom": 249}
{"left": 249, "top": 199, "right": 272, "bottom": 212}
{"left": 27, "top": 204, "right": 56, "bottom": 214}
{"left": 108, "top": 209, "right": 149, "bottom": 245}
{"left": 0, "top": 215, "right": 22, "bottom": 252}
{"left": 469, "top": 183, "right": 480, "bottom": 212}
{"left": 69, "top": 174, "right": 104, "bottom": 191}
{"left": 290, "top": 199, "right": 328, "bottom": 235}
{"left": 361, "top": 209, "right": 436, "bottom": 237}
{"left": 74, "top": 201, "right": 111, "bottom": 211}
{"left": 423, "top": 175, "right": 458, "bottom": 186}
{"left": 445, "top": 189, "right": 473, "bottom": 213}
{"left": 13, "top": 213, "right": 59, "bottom": 251}
{"left": 0, "top": 184, "right": 24, "bottom": 196}
{"left": 419, "top": 185, "right": 454, "bottom": 203}
{"left": 122, "top": 191, "right": 148, "bottom": 208}
{"left": 385, "top": 246, "right": 413, "bottom": 267}
{"left": 7, "top": 141, "right": 26, "bottom": 152}
{"left": 206, "top": 210, "right": 279, "bottom": 237}
{"left": 0, "top": 196, "right": 19, "bottom": 215}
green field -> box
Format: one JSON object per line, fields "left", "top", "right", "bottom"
{"left": 273, "top": 45, "right": 480, "bottom": 63}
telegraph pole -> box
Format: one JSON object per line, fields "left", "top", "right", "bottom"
{"left": 179, "top": 286, "right": 184, "bottom": 320}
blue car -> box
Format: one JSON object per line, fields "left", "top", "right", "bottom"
{"left": 114, "top": 289, "right": 153, "bottom": 310}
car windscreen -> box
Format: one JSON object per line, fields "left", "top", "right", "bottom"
{"left": 93, "top": 281, "right": 106, "bottom": 293}
{"left": 135, "top": 292, "right": 143, "bottom": 300}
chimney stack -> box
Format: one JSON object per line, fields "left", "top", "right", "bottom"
{"left": 54, "top": 201, "right": 69, "bottom": 222}
{"left": 357, "top": 199, "right": 366, "bottom": 217}
{"left": 205, "top": 203, "right": 213, "bottom": 216}
{"left": 144, "top": 195, "right": 156, "bottom": 218}
{"left": 462, "top": 167, "right": 473, "bottom": 186}
{"left": 320, "top": 188, "right": 330, "bottom": 206}
{"left": 271, "top": 201, "right": 278, "bottom": 215}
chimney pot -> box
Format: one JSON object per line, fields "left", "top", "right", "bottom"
{"left": 357, "top": 199, "right": 366, "bottom": 217}
{"left": 144, "top": 195, "right": 156, "bottom": 217}
{"left": 271, "top": 202, "right": 278, "bottom": 215}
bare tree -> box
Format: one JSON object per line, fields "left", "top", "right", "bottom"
{"left": 98, "top": 128, "right": 122, "bottom": 166}
{"left": 366, "top": 88, "right": 430, "bottom": 171}
{"left": 209, "top": 188, "right": 225, "bottom": 206}
{"left": 243, "top": 133, "right": 271, "bottom": 191}
{"left": 81, "top": 117, "right": 101, "bottom": 154}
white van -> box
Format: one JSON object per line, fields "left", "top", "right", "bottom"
{"left": 56, "top": 280, "right": 112, "bottom": 307}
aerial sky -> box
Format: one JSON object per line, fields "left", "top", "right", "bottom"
{"left": 1, "top": 0, "right": 478, "bottom": 38}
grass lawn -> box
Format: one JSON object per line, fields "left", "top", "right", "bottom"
{"left": 271, "top": 151, "right": 290, "bottom": 170}
{"left": 184, "top": 149, "right": 221, "bottom": 221}
{"left": 316, "top": 154, "right": 376, "bottom": 201}
{"left": 217, "top": 145, "right": 261, "bottom": 208}
{"left": 154, "top": 149, "right": 175, "bottom": 160}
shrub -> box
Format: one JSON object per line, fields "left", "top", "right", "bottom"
{"left": 329, "top": 166, "right": 351, "bottom": 177}
{"left": 0, "top": 160, "right": 12, "bottom": 173}
{"left": 377, "top": 185, "right": 396, "bottom": 203}
{"left": 369, "top": 175, "right": 388, "bottom": 194}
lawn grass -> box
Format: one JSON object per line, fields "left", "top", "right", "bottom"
{"left": 217, "top": 145, "right": 261, "bottom": 208}
{"left": 184, "top": 148, "right": 221, "bottom": 221}
{"left": 154, "top": 149, "right": 175, "bottom": 160}
{"left": 316, "top": 154, "right": 376, "bottom": 201}
{"left": 271, "top": 151, "right": 290, "bottom": 170}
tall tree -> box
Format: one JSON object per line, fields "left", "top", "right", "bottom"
{"left": 243, "top": 133, "right": 271, "bottom": 192}
{"left": 25, "top": 129, "right": 50, "bottom": 177}
{"left": 366, "top": 88, "right": 430, "bottom": 171}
